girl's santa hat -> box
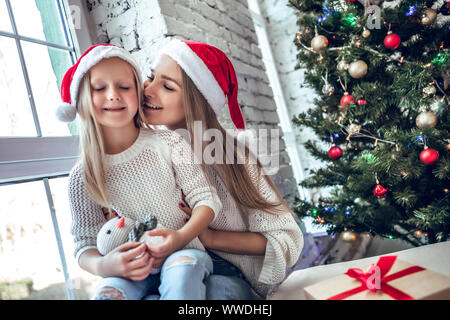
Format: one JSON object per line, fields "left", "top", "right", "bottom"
{"left": 56, "top": 44, "right": 142, "bottom": 122}
{"left": 157, "top": 39, "right": 247, "bottom": 134}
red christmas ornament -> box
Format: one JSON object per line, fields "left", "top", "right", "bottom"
{"left": 357, "top": 99, "right": 367, "bottom": 106}
{"left": 345, "top": 0, "right": 357, "bottom": 2}
{"left": 373, "top": 184, "right": 388, "bottom": 198}
{"left": 420, "top": 147, "right": 439, "bottom": 165}
{"left": 328, "top": 145, "right": 343, "bottom": 160}
{"left": 384, "top": 32, "right": 401, "bottom": 50}
{"left": 340, "top": 92, "right": 355, "bottom": 105}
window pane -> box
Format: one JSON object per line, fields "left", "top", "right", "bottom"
{"left": 0, "top": 181, "right": 67, "bottom": 299}
{"left": 21, "top": 41, "right": 74, "bottom": 136}
{"left": 9, "top": 0, "right": 69, "bottom": 47}
{"left": 0, "top": 0, "right": 12, "bottom": 32}
{"left": 48, "top": 177, "right": 100, "bottom": 300}
{"left": 0, "top": 36, "right": 37, "bottom": 137}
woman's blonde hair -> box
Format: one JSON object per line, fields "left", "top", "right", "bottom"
{"left": 180, "top": 69, "right": 292, "bottom": 215}
{"left": 76, "top": 62, "right": 146, "bottom": 209}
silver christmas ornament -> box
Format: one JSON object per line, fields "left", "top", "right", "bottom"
{"left": 416, "top": 111, "right": 438, "bottom": 129}
{"left": 337, "top": 60, "right": 349, "bottom": 71}
{"left": 348, "top": 60, "right": 368, "bottom": 79}
{"left": 322, "top": 83, "right": 335, "bottom": 96}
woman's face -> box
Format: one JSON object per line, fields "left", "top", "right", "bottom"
{"left": 143, "top": 55, "right": 186, "bottom": 130}
{"left": 89, "top": 57, "right": 138, "bottom": 130}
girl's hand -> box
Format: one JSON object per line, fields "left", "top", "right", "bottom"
{"left": 98, "top": 242, "right": 153, "bottom": 281}
{"left": 144, "top": 228, "right": 186, "bottom": 266}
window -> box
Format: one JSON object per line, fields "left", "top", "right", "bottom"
{"left": 0, "top": 0, "right": 95, "bottom": 299}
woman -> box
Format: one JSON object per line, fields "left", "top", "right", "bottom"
{"left": 142, "top": 39, "right": 303, "bottom": 299}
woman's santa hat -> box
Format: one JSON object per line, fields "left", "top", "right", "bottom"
{"left": 56, "top": 44, "right": 142, "bottom": 122}
{"left": 157, "top": 39, "right": 246, "bottom": 132}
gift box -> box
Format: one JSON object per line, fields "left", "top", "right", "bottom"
{"left": 304, "top": 255, "right": 450, "bottom": 300}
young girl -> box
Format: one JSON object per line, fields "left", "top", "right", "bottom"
{"left": 56, "top": 44, "right": 222, "bottom": 300}
{"left": 142, "top": 39, "right": 304, "bottom": 299}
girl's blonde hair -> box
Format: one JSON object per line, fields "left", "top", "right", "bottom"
{"left": 181, "top": 69, "right": 292, "bottom": 216}
{"left": 76, "top": 62, "right": 146, "bottom": 209}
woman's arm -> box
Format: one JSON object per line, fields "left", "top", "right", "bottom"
{"left": 178, "top": 203, "right": 267, "bottom": 255}
{"left": 201, "top": 229, "right": 267, "bottom": 255}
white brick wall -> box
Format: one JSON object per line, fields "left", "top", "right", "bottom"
{"left": 83, "top": 0, "right": 298, "bottom": 203}
{"left": 257, "top": 0, "right": 326, "bottom": 201}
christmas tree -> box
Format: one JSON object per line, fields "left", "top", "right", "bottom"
{"left": 290, "top": 0, "right": 450, "bottom": 246}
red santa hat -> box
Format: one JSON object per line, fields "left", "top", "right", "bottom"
{"left": 157, "top": 39, "right": 246, "bottom": 131}
{"left": 56, "top": 44, "right": 142, "bottom": 122}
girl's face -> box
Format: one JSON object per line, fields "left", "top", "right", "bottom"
{"left": 143, "top": 55, "right": 186, "bottom": 130}
{"left": 89, "top": 57, "right": 139, "bottom": 130}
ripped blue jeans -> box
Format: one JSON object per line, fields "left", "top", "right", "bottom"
{"left": 93, "top": 248, "right": 212, "bottom": 300}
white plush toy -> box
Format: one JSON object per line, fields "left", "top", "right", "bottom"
{"left": 96, "top": 213, "right": 164, "bottom": 274}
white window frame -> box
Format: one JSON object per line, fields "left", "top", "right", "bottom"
{"left": 0, "top": 0, "right": 93, "bottom": 299}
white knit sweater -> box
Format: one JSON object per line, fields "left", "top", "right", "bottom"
{"left": 69, "top": 128, "right": 222, "bottom": 262}
{"left": 204, "top": 164, "right": 304, "bottom": 298}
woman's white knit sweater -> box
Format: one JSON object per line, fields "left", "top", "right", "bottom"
{"left": 69, "top": 128, "right": 222, "bottom": 262}
{"left": 205, "top": 164, "right": 303, "bottom": 298}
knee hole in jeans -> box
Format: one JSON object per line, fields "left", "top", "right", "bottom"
{"left": 96, "top": 286, "right": 126, "bottom": 300}
{"left": 166, "top": 256, "right": 196, "bottom": 268}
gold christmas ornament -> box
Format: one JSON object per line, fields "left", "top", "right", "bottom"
{"left": 311, "top": 35, "right": 328, "bottom": 52}
{"left": 421, "top": 8, "right": 437, "bottom": 26}
{"left": 348, "top": 60, "right": 368, "bottom": 79}
{"left": 416, "top": 111, "right": 438, "bottom": 129}
{"left": 341, "top": 230, "right": 357, "bottom": 243}
{"left": 362, "top": 29, "right": 371, "bottom": 38}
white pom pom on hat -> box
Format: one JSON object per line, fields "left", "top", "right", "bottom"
{"left": 56, "top": 44, "right": 143, "bottom": 122}
{"left": 55, "top": 102, "right": 77, "bottom": 122}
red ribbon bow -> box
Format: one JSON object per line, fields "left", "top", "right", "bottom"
{"left": 327, "top": 255, "right": 425, "bottom": 300}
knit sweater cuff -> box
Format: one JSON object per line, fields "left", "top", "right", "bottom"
{"left": 258, "top": 236, "right": 285, "bottom": 285}
{"left": 192, "top": 200, "right": 221, "bottom": 225}
{"left": 75, "top": 245, "right": 98, "bottom": 266}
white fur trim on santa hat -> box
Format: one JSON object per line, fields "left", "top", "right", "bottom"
{"left": 56, "top": 102, "right": 77, "bottom": 122}
{"left": 64, "top": 45, "right": 143, "bottom": 122}
{"left": 157, "top": 39, "right": 226, "bottom": 114}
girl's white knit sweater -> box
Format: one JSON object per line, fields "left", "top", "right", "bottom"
{"left": 69, "top": 128, "right": 222, "bottom": 262}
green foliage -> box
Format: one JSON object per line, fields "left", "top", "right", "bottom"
{"left": 291, "top": 0, "right": 450, "bottom": 245}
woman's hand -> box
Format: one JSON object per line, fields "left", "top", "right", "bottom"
{"left": 97, "top": 242, "right": 153, "bottom": 281}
